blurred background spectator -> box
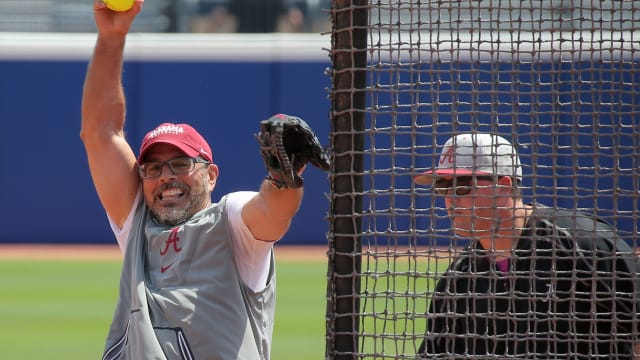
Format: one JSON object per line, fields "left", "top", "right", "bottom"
{"left": 190, "top": 0, "right": 309, "bottom": 33}
{"left": 0, "top": 0, "right": 635, "bottom": 34}
{"left": 0, "top": 0, "right": 329, "bottom": 33}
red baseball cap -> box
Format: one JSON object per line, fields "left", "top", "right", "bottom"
{"left": 138, "top": 123, "right": 213, "bottom": 163}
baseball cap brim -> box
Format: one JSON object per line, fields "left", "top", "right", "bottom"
{"left": 414, "top": 169, "right": 492, "bottom": 185}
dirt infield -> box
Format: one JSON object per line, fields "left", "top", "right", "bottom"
{"left": 0, "top": 244, "right": 328, "bottom": 261}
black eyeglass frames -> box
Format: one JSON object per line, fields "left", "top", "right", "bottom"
{"left": 138, "top": 156, "right": 210, "bottom": 179}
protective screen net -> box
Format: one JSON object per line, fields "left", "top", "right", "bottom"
{"left": 326, "top": 1, "right": 639, "bottom": 359}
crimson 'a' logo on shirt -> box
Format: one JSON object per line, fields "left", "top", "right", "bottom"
{"left": 160, "top": 227, "right": 182, "bottom": 256}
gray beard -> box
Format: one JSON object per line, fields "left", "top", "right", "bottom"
{"left": 152, "top": 206, "right": 192, "bottom": 226}
{"left": 151, "top": 185, "right": 208, "bottom": 226}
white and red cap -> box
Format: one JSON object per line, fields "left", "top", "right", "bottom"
{"left": 414, "top": 133, "right": 522, "bottom": 185}
{"left": 138, "top": 123, "right": 213, "bottom": 163}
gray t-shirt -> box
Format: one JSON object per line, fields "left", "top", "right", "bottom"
{"left": 103, "top": 193, "right": 276, "bottom": 360}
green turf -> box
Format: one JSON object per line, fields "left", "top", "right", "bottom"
{"left": 0, "top": 259, "right": 327, "bottom": 359}
{"left": 358, "top": 255, "right": 445, "bottom": 358}
{"left": 0, "top": 261, "right": 119, "bottom": 359}
{"left": 272, "top": 260, "right": 327, "bottom": 358}
{"left": 0, "top": 257, "right": 443, "bottom": 359}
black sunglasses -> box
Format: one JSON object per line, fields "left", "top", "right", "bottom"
{"left": 433, "top": 176, "right": 496, "bottom": 196}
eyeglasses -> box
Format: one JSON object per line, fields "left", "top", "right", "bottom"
{"left": 138, "top": 157, "right": 210, "bottom": 179}
{"left": 433, "top": 176, "right": 495, "bottom": 196}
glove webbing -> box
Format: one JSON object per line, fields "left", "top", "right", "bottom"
{"left": 266, "top": 125, "right": 302, "bottom": 189}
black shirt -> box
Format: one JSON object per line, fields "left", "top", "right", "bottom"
{"left": 418, "top": 207, "right": 640, "bottom": 359}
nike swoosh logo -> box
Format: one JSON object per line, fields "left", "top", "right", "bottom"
{"left": 161, "top": 263, "right": 174, "bottom": 273}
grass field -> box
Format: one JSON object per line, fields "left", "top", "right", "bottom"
{"left": 0, "top": 257, "right": 327, "bottom": 359}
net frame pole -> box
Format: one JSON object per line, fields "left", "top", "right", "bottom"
{"left": 326, "top": 0, "right": 368, "bottom": 358}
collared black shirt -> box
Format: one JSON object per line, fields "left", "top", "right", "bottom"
{"left": 418, "top": 207, "right": 640, "bottom": 359}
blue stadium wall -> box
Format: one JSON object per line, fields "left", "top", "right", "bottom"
{"left": 366, "top": 57, "right": 639, "bottom": 248}
{"left": 0, "top": 33, "right": 637, "bottom": 245}
{"left": 0, "top": 33, "right": 332, "bottom": 245}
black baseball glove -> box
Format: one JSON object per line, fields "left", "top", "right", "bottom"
{"left": 256, "top": 114, "right": 330, "bottom": 188}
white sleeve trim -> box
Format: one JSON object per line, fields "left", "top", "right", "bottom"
{"left": 226, "top": 191, "right": 274, "bottom": 292}
{"left": 107, "top": 187, "right": 142, "bottom": 254}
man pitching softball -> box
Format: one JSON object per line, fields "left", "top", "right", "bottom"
{"left": 81, "top": 2, "right": 329, "bottom": 359}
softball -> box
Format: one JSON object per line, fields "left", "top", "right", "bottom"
{"left": 102, "top": 0, "right": 135, "bottom": 12}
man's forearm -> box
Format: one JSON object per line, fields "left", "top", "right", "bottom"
{"left": 260, "top": 178, "right": 303, "bottom": 221}
{"left": 81, "top": 35, "right": 127, "bottom": 137}
{"left": 241, "top": 179, "right": 304, "bottom": 242}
